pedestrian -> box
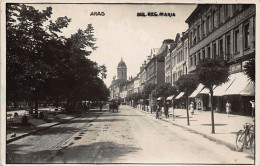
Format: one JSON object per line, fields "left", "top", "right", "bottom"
{"left": 250, "top": 100, "right": 255, "bottom": 122}
{"left": 164, "top": 102, "right": 169, "bottom": 118}
{"left": 198, "top": 100, "right": 202, "bottom": 110}
{"left": 189, "top": 102, "right": 195, "bottom": 115}
{"left": 156, "top": 105, "right": 160, "bottom": 119}
{"left": 226, "top": 100, "right": 232, "bottom": 117}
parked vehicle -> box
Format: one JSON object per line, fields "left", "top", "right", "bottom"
{"left": 235, "top": 123, "right": 254, "bottom": 156}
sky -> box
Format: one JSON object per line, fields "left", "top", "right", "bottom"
{"left": 32, "top": 3, "right": 197, "bottom": 86}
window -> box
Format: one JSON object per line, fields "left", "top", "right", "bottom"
{"left": 219, "top": 39, "right": 224, "bottom": 57}
{"left": 213, "top": 43, "right": 217, "bottom": 58}
{"left": 198, "top": 52, "right": 201, "bottom": 63}
{"left": 194, "top": 54, "right": 197, "bottom": 65}
{"left": 185, "top": 47, "right": 188, "bottom": 60}
{"left": 208, "top": 45, "right": 211, "bottom": 58}
{"left": 234, "top": 29, "right": 239, "bottom": 53}
{"left": 190, "top": 32, "right": 193, "bottom": 46}
{"left": 202, "top": 20, "right": 206, "bottom": 36}
{"left": 194, "top": 36, "right": 197, "bottom": 45}
{"left": 213, "top": 10, "right": 218, "bottom": 28}
{"left": 244, "top": 24, "right": 250, "bottom": 49}
{"left": 202, "top": 49, "right": 205, "bottom": 59}
{"left": 207, "top": 16, "right": 211, "bottom": 33}
{"left": 226, "top": 35, "right": 231, "bottom": 61}
{"left": 226, "top": 5, "right": 231, "bottom": 19}
{"left": 190, "top": 56, "right": 193, "bottom": 66}
{"left": 198, "top": 25, "right": 201, "bottom": 40}
{"left": 219, "top": 5, "right": 224, "bottom": 23}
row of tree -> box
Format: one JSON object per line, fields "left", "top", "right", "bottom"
{"left": 7, "top": 4, "right": 110, "bottom": 112}
{"left": 125, "top": 57, "right": 254, "bottom": 134}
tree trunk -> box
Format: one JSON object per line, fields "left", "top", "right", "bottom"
{"left": 35, "top": 97, "right": 38, "bottom": 115}
{"left": 210, "top": 88, "right": 215, "bottom": 134}
{"left": 186, "top": 93, "right": 190, "bottom": 126}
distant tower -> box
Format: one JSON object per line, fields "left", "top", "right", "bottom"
{"left": 117, "top": 58, "right": 127, "bottom": 81}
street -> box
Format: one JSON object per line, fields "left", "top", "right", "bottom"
{"left": 7, "top": 105, "right": 254, "bottom": 164}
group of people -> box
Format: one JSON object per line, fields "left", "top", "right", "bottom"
{"left": 156, "top": 101, "right": 169, "bottom": 119}
{"left": 154, "top": 99, "right": 255, "bottom": 121}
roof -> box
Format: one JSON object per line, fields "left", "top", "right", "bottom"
{"left": 117, "top": 58, "right": 127, "bottom": 68}
{"left": 185, "top": 4, "right": 204, "bottom": 24}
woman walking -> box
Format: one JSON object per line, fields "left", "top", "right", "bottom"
{"left": 226, "top": 100, "right": 232, "bottom": 117}
{"left": 189, "top": 102, "right": 195, "bottom": 115}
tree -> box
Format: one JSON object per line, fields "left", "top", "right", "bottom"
{"left": 196, "top": 58, "right": 229, "bottom": 133}
{"left": 6, "top": 4, "right": 71, "bottom": 112}
{"left": 244, "top": 58, "right": 255, "bottom": 82}
{"left": 175, "top": 74, "right": 198, "bottom": 126}
{"left": 99, "top": 64, "right": 107, "bottom": 80}
{"left": 142, "top": 83, "right": 157, "bottom": 111}
{"left": 152, "top": 83, "right": 177, "bottom": 100}
{"left": 6, "top": 4, "right": 108, "bottom": 114}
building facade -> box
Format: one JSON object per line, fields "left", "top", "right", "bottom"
{"left": 109, "top": 59, "right": 128, "bottom": 100}
{"left": 185, "top": 4, "right": 255, "bottom": 115}
{"left": 186, "top": 4, "right": 255, "bottom": 73}
{"left": 171, "top": 32, "right": 189, "bottom": 85}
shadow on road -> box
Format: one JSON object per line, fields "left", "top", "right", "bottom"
{"left": 44, "top": 141, "right": 141, "bottom": 163}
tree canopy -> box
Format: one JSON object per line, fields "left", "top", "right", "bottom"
{"left": 244, "top": 58, "right": 255, "bottom": 82}
{"left": 6, "top": 4, "right": 109, "bottom": 111}
{"left": 152, "top": 83, "right": 177, "bottom": 99}
{"left": 142, "top": 83, "right": 157, "bottom": 99}
{"left": 196, "top": 58, "right": 229, "bottom": 90}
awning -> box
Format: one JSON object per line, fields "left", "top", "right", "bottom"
{"left": 157, "top": 97, "right": 163, "bottom": 101}
{"left": 175, "top": 92, "right": 185, "bottom": 99}
{"left": 166, "top": 95, "right": 174, "bottom": 100}
{"left": 240, "top": 81, "right": 255, "bottom": 96}
{"left": 213, "top": 73, "right": 237, "bottom": 96}
{"left": 224, "top": 72, "right": 250, "bottom": 95}
{"left": 199, "top": 87, "right": 210, "bottom": 95}
{"left": 189, "top": 83, "right": 204, "bottom": 98}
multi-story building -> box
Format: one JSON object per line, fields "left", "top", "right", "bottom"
{"left": 171, "top": 32, "right": 189, "bottom": 85}
{"left": 165, "top": 43, "right": 175, "bottom": 84}
{"left": 133, "top": 75, "right": 140, "bottom": 93}
{"left": 109, "top": 59, "right": 128, "bottom": 100}
{"left": 186, "top": 4, "right": 255, "bottom": 115}
{"left": 139, "top": 62, "right": 147, "bottom": 92}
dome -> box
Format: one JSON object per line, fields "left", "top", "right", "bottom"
{"left": 117, "top": 59, "right": 127, "bottom": 68}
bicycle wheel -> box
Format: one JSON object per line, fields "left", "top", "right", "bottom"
{"left": 250, "top": 134, "right": 255, "bottom": 156}
{"left": 236, "top": 130, "right": 245, "bottom": 151}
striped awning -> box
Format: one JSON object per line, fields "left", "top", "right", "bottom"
{"left": 157, "top": 97, "right": 163, "bottom": 101}
{"left": 189, "top": 83, "right": 204, "bottom": 98}
{"left": 166, "top": 95, "right": 174, "bottom": 100}
{"left": 175, "top": 92, "right": 185, "bottom": 99}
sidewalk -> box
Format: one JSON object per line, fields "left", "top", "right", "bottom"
{"left": 6, "top": 114, "right": 77, "bottom": 143}
{"left": 131, "top": 105, "right": 253, "bottom": 154}
{"left": 6, "top": 107, "right": 104, "bottom": 143}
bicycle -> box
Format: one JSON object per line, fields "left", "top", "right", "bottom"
{"left": 235, "top": 123, "right": 255, "bottom": 155}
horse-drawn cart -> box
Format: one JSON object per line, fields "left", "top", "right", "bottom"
{"left": 109, "top": 102, "right": 119, "bottom": 113}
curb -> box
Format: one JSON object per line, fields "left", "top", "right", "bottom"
{"left": 7, "top": 115, "right": 80, "bottom": 144}
{"left": 130, "top": 106, "right": 252, "bottom": 155}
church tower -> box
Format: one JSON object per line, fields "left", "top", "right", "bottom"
{"left": 117, "top": 58, "right": 127, "bottom": 81}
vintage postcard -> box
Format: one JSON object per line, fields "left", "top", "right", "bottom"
{"left": 1, "top": 0, "right": 259, "bottom": 165}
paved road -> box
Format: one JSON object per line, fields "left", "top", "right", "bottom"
{"left": 7, "top": 105, "right": 254, "bottom": 164}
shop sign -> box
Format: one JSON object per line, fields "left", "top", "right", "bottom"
{"left": 229, "top": 63, "right": 242, "bottom": 73}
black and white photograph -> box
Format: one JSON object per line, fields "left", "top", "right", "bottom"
{"left": 1, "top": 1, "right": 258, "bottom": 165}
